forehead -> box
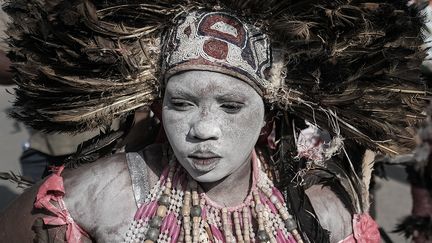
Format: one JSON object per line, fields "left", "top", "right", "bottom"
{"left": 165, "top": 70, "right": 259, "bottom": 97}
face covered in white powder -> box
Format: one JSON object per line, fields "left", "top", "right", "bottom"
{"left": 162, "top": 70, "right": 265, "bottom": 182}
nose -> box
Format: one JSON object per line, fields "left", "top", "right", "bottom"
{"left": 189, "top": 114, "right": 221, "bottom": 141}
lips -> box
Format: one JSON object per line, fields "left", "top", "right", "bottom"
{"left": 188, "top": 151, "right": 222, "bottom": 173}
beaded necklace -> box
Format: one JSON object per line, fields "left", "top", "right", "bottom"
{"left": 124, "top": 151, "right": 303, "bottom": 243}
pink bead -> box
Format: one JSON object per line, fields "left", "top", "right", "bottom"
{"left": 134, "top": 203, "right": 148, "bottom": 220}
{"left": 260, "top": 191, "right": 278, "bottom": 214}
{"left": 201, "top": 206, "right": 207, "bottom": 220}
{"left": 170, "top": 223, "right": 181, "bottom": 243}
{"left": 143, "top": 201, "right": 158, "bottom": 218}
{"left": 272, "top": 187, "right": 285, "bottom": 204}
{"left": 288, "top": 233, "right": 297, "bottom": 243}
{"left": 210, "top": 224, "right": 224, "bottom": 241}
{"left": 266, "top": 200, "right": 278, "bottom": 214}
{"left": 161, "top": 213, "right": 175, "bottom": 232}
{"left": 276, "top": 229, "right": 291, "bottom": 243}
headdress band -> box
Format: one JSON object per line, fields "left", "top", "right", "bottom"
{"left": 162, "top": 11, "right": 272, "bottom": 95}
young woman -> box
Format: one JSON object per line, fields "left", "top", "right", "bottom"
{"left": 0, "top": 1, "right": 428, "bottom": 242}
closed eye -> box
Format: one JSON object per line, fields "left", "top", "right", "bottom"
{"left": 170, "top": 99, "right": 194, "bottom": 111}
{"left": 221, "top": 102, "right": 244, "bottom": 114}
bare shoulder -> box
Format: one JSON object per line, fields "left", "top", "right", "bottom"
{"left": 63, "top": 153, "right": 137, "bottom": 242}
{"left": 0, "top": 147, "right": 164, "bottom": 242}
{"left": 305, "top": 185, "right": 353, "bottom": 243}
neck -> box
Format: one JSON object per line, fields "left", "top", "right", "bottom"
{"left": 199, "top": 153, "right": 253, "bottom": 207}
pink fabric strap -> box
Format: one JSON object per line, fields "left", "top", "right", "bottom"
{"left": 34, "top": 166, "right": 89, "bottom": 243}
{"left": 339, "top": 214, "right": 380, "bottom": 243}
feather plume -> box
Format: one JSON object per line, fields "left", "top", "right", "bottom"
{"left": 361, "top": 149, "right": 375, "bottom": 212}
{"left": 4, "top": 0, "right": 429, "bottom": 155}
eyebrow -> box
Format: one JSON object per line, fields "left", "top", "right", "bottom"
{"left": 168, "top": 89, "right": 197, "bottom": 100}
{"left": 167, "top": 88, "right": 247, "bottom": 102}
{"left": 216, "top": 93, "right": 247, "bottom": 102}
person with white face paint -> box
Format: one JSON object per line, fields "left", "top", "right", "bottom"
{"left": 163, "top": 71, "right": 265, "bottom": 183}
{"left": 0, "top": 1, "right": 428, "bottom": 243}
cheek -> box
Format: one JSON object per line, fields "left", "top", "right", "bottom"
{"left": 222, "top": 106, "right": 264, "bottom": 146}
{"left": 162, "top": 109, "right": 189, "bottom": 143}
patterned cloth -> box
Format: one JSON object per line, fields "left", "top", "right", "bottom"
{"left": 162, "top": 11, "right": 272, "bottom": 94}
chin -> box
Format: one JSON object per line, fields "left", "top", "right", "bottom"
{"left": 191, "top": 171, "right": 225, "bottom": 183}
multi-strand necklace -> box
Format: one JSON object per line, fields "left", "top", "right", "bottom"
{"left": 124, "top": 152, "right": 303, "bottom": 243}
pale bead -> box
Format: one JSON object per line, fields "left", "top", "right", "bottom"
{"left": 157, "top": 205, "right": 168, "bottom": 217}
{"left": 281, "top": 212, "right": 289, "bottom": 220}
{"left": 182, "top": 207, "right": 191, "bottom": 216}
{"left": 183, "top": 216, "right": 191, "bottom": 223}
{"left": 185, "top": 235, "right": 193, "bottom": 243}
{"left": 270, "top": 195, "right": 279, "bottom": 204}
{"left": 165, "top": 181, "right": 172, "bottom": 188}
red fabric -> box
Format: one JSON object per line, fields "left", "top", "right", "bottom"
{"left": 34, "top": 166, "right": 89, "bottom": 243}
{"left": 339, "top": 214, "right": 380, "bottom": 243}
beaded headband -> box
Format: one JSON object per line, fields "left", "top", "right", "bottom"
{"left": 162, "top": 11, "right": 272, "bottom": 95}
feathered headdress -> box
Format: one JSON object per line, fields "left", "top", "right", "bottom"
{"left": 4, "top": 0, "right": 430, "bottom": 157}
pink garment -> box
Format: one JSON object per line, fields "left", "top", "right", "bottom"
{"left": 339, "top": 214, "right": 380, "bottom": 243}
{"left": 34, "top": 166, "right": 89, "bottom": 243}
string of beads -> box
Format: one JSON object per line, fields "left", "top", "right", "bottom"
{"left": 124, "top": 152, "right": 303, "bottom": 243}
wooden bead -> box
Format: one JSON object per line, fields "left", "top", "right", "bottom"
{"left": 233, "top": 211, "right": 244, "bottom": 243}
{"left": 242, "top": 207, "right": 251, "bottom": 243}
{"left": 156, "top": 205, "right": 168, "bottom": 217}
{"left": 185, "top": 235, "right": 192, "bottom": 243}
{"left": 292, "top": 229, "right": 303, "bottom": 243}
{"left": 183, "top": 216, "right": 190, "bottom": 223}
{"left": 182, "top": 207, "right": 191, "bottom": 216}
{"left": 281, "top": 212, "right": 289, "bottom": 220}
